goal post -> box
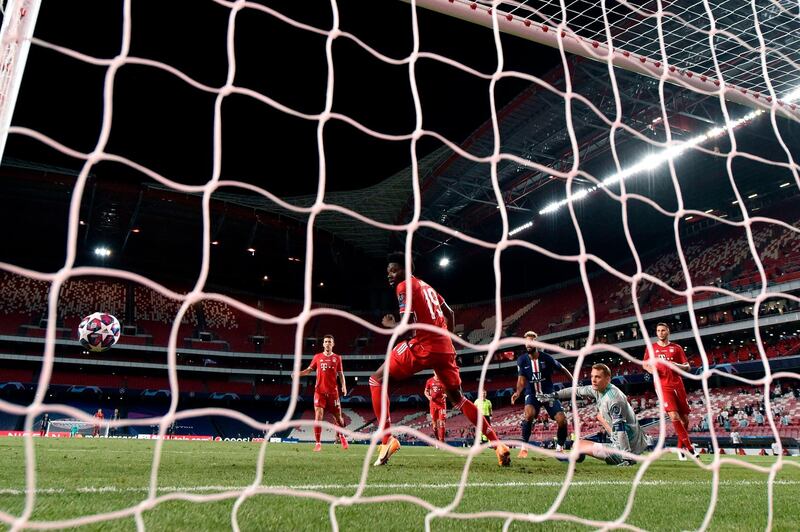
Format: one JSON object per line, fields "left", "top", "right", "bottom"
{"left": 410, "top": 0, "right": 800, "bottom": 120}
{"left": 0, "top": 0, "right": 43, "bottom": 162}
{"left": 47, "top": 419, "right": 110, "bottom": 438}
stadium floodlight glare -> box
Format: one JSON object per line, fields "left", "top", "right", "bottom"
{"left": 538, "top": 187, "right": 596, "bottom": 215}
{"left": 780, "top": 182, "right": 792, "bottom": 188}
{"left": 533, "top": 86, "right": 800, "bottom": 219}
{"left": 509, "top": 220, "right": 533, "bottom": 236}
{"left": 93, "top": 247, "right": 111, "bottom": 257}
{"left": 438, "top": 257, "right": 450, "bottom": 268}
{"left": 748, "top": 193, "right": 758, "bottom": 198}
{"left": 784, "top": 86, "right": 800, "bottom": 103}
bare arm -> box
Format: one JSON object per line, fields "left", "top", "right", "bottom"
{"left": 338, "top": 371, "right": 347, "bottom": 396}
{"left": 559, "top": 363, "right": 574, "bottom": 382}
{"left": 674, "top": 346, "right": 691, "bottom": 373}
{"left": 672, "top": 361, "right": 691, "bottom": 372}
{"left": 511, "top": 376, "right": 527, "bottom": 404}
{"left": 441, "top": 300, "right": 455, "bottom": 333}
{"left": 642, "top": 350, "right": 654, "bottom": 374}
{"left": 298, "top": 366, "right": 314, "bottom": 377}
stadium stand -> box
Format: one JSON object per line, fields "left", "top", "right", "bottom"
{"left": 1, "top": 196, "right": 798, "bottom": 353}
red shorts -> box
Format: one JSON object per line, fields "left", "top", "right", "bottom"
{"left": 659, "top": 384, "right": 690, "bottom": 416}
{"left": 389, "top": 340, "right": 461, "bottom": 390}
{"left": 314, "top": 391, "right": 341, "bottom": 415}
{"left": 430, "top": 406, "right": 447, "bottom": 423}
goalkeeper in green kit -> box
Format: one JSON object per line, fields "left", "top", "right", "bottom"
{"left": 537, "top": 363, "right": 648, "bottom": 466}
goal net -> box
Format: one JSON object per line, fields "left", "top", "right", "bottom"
{"left": 0, "top": 0, "right": 798, "bottom": 529}
{"left": 46, "top": 419, "right": 109, "bottom": 438}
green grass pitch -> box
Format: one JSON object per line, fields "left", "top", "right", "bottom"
{"left": 0, "top": 438, "right": 798, "bottom": 531}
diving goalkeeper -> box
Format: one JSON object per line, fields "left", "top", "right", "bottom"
{"left": 537, "top": 363, "right": 648, "bottom": 466}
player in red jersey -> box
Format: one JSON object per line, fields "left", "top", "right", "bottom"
{"left": 643, "top": 322, "right": 697, "bottom": 459}
{"left": 369, "top": 252, "right": 510, "bottom": 467}
{"left": 92, "top": 409, "right": 104, "bottom": 437}
{"left": 424, "top": 374, "right": 447, "bottom": 444}
{"left": 299, "top": 334, "right": 349, "bottom": 451}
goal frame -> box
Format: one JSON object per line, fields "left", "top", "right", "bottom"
{"left": 411, "top": 0, "right": 800, "bottom": 121}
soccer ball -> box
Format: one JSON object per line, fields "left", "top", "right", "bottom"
{"left": 77, "top": 312, "right": 121, "bottom": 352}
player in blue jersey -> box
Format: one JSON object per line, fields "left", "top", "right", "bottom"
{"left": 511, "top": 331, "right": 574, "bottom": 458}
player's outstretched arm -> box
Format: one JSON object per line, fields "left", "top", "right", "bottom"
{"left": 298, "top": 366, "right": 314, "bottom": 377}
{"left": 381, "top": 314, "right": 397, "bottom": 328}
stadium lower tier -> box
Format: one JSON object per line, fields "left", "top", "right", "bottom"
{"left": 1, "top": 380, "right": 797, "bottom": 446}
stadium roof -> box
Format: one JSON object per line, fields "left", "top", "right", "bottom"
{"left": 0, "top": 1, "right": 798, "bottom": 305}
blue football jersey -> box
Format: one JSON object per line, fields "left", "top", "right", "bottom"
{"left": 517, "top": 351, "right": 562, "bottom": 394}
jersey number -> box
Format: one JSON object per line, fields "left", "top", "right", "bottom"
{"left": 423, "top": 287, "right": 444, "bottom": 320}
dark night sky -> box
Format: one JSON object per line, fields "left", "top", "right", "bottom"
{"left": 5, "top": 0, "right": 559, "bottom": 194}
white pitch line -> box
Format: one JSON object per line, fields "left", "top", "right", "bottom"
{"left": 1, "top": 479, "right": 799, "bottom": 496}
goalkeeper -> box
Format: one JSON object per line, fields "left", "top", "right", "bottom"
{"left": 537, "top": 363, "right": 648, "bottom": 466}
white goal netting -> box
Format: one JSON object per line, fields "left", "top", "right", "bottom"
{"left": 0, "top": 0, "right": 799, "bottom": 530}
{"left": 46, "top": 419, "right": 109, "bottom": 438}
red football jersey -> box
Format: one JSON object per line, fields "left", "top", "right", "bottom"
{"left": 425, "top": 377, "right": 447, "bottom": 407}
{"left": 396, "top": 276, "right": 452, "bottom": 352}
{"left": 644, "top": 342, "right": 687, "bottom": 388}
{"left": 309, "top": 352, "right": 343, "bottom": 394}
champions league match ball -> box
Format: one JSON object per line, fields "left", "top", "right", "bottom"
{"left": 77, "top": 312, "right": 121, "bottom": 352}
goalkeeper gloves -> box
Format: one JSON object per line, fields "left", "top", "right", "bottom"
{"left": 536, "top": 392, "right": 557, "bottom": 404}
